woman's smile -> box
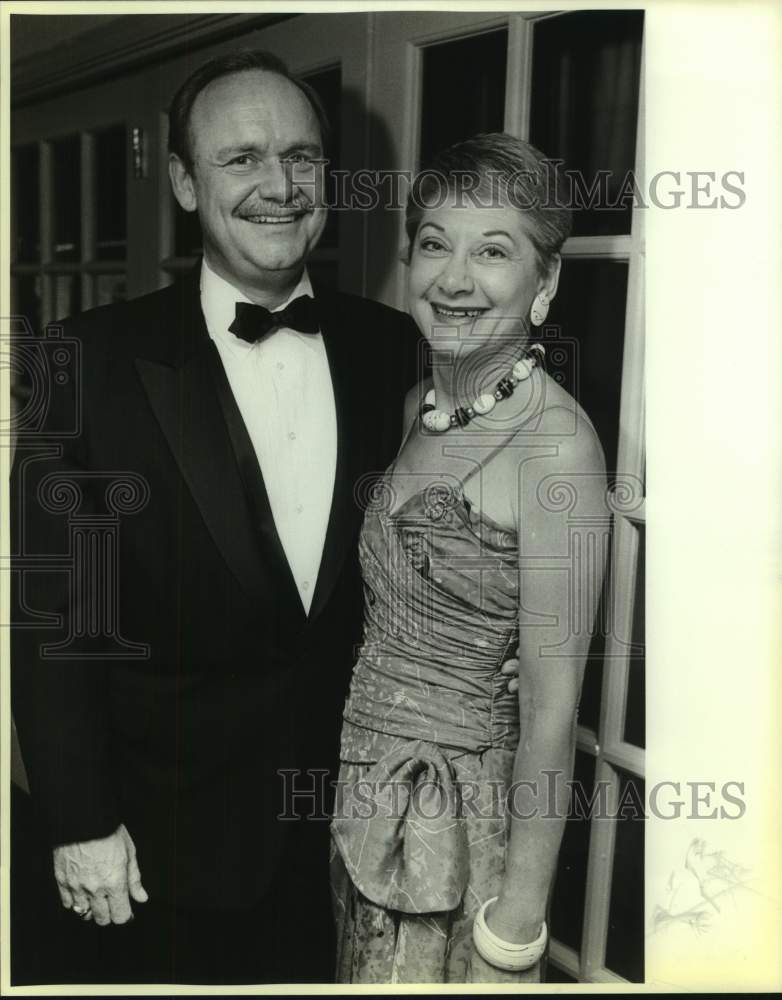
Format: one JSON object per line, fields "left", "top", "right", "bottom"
{"left": 428, "top": 301, "right": 490, "bottom": 321}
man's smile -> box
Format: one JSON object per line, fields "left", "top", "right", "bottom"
{"left": 241, "top": 214, "right": 300, "bottom": 224}
{"left": 237, "top": 206, "right": 311, "bottom": 225}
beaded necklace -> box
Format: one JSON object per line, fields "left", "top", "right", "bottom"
{"left": 421, "top": 343, "right": 545, "bottom": 432}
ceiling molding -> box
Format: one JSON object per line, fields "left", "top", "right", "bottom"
{"left": 11, "top": 12, "right": 296, "bottom": 108}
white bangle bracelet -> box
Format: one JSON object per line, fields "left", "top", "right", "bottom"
{"left": 472, "top": 897, "right": 548, "bottom": 972}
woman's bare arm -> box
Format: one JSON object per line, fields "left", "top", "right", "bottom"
{"left": 487, "top": 405, "right": 608, "bottom": 944}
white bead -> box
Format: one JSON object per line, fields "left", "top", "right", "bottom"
{"left": 472, "top": 393, "right": 497, "bottom": 415}
{"left": 422, "top": 409, "right": 452, "bottom": 432}
{"left": 512, "top": 358, "right": 534, "bottom": 381}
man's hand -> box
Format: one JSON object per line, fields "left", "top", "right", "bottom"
{"left": 53, "top": 823, "right": 148, "bottom": 926}
{"left": 501, "top": 647, "right": 521, "bottom": 694}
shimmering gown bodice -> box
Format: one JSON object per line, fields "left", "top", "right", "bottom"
{"left": 340, "top": 473, "right": 521, "bottom": 758}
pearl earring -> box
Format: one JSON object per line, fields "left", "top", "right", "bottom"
{"left": 530, "top": 293, "right": 549, "bottom": 326}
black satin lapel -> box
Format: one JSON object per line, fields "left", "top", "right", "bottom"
{"left": 307, "top": 293, "right": 367, "bottom": 622}
{"left": 135, "top": 347, "right": 275, "bottom": 611}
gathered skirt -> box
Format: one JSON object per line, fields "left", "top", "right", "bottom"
{"left": 329, "top": 725, "right": 544, "bottom": 984}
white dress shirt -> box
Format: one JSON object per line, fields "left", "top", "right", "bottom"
{"left": 200, "top": 258, "right": 337, "bottom": 614}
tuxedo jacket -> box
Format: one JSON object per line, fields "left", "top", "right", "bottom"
{"left": 10, "top": 268, "right": 422, "bottom": 911}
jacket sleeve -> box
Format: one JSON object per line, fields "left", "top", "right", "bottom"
{"left": 10, "top": 324, "right": 121, "bottom": 847}
{"left": 402, "top": 311, "right": 428, "bottom": 388}
{"left": 381, "top": 305, "right": 428, "bottom": 394}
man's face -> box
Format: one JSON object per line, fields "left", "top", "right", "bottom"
{"left": 170, "top": 70, "right": 327, "bottom": 299}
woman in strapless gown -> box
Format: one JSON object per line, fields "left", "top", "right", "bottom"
{"left": 330, "top": 134, "right": 608, "bottom": 983}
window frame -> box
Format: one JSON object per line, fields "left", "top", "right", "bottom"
{"left": 11, "top": 125, "right": 130, "bottom": 327}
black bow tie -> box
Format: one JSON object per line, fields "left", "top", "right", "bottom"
{"left": 229, "top": 296, "right": 319, "bottom": 344}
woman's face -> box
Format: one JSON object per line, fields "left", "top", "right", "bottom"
{"left": 408, "top": 197, "right": 553, "bottom": 354}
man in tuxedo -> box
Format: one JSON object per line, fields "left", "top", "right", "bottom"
{"left": 10, "top": 50, "right": 421, "bottom": 984}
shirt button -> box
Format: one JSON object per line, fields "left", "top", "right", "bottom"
{"left": 288, "top": 431, "right": 297, "bottom": 441}
{"left": 296, "top": 504, "right": 304, "bottom": 514}
{"left": 276, "top": 362, "right": 285, "bottom": 371}
{"left": 301, "top": 580, "right": 310, "bottom": 591}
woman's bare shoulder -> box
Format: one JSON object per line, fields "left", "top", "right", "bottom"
{"left": 504, "top": 374, "right": 607, "bottom": 528}
{"left": 531, "top": 372, "right": 606, "bottom": 472}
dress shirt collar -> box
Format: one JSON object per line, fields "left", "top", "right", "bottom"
{"left": 200, "top": 257, "right": 315, "bottom": 352}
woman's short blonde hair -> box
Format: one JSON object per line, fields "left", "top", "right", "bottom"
{"left": 404, "top": 132, "right": 572, "bottom": 277}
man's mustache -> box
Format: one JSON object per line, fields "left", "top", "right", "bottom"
{"left": 235, "top": 198, "right": 316, "bottom": 218}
